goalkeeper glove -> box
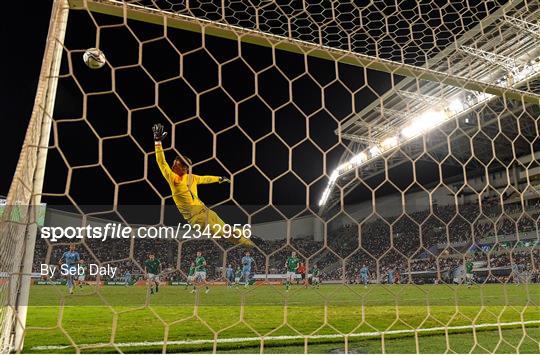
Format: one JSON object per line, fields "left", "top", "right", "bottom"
{"left": 152, "top": 123, "right": 167, "bottom": 142}
{"left": 219, "top": 177, "right": 231, "bottom": 184}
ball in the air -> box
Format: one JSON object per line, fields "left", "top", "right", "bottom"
{"left": 83, "top": 48, "right": 106, "bottom": 69}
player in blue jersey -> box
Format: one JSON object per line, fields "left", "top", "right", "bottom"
{"left": 226, "top": 264, "right": 235, "bottom": 287}
{"left": 59, "top": 244, "right": 80, "bottom": 294}
{"left": 387, "top": 268, "right": 394, "bottom": 285}
{"left": 511, "top": 262, "right": 521, "bottom": 285}
{"left": 359, "top": 264, "right": 369, "bottom": 288}
{"left": 124, "top": 270, "right": 132, "bottom": 287}
{"left": 241, "top": 251, "right": 256, "bottom": 287}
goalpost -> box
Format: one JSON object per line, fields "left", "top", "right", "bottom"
{"left": 69, "top": 0, "right": 540, "bottom": 104}
{"left": 0, "top": 0, "right": 68, "bottom": 351}
{"left": 2, "top": 0, "right": 539, "bottom": 352}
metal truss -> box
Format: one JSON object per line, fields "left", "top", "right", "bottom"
{"left": 323, "top": 102, "right": 539, "bottom": 215}
{"left": 397, "top": 90, "right": 444, "bottom": 106}
{"left": 503, "top": 15, "right": 540, "bottom": 38}
{"left": 322, "top": 0, "right": 540, "bottom": 215}
{"left": 458, "top": 46, "right": 520, "bottom": 74}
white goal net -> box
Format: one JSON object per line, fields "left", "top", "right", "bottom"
{"left": 1, "top": 0, "right": 539, "bottom": 353}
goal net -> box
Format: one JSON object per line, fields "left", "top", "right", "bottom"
{"left": 2, "top": 0, "right": 539, "bottom": 352}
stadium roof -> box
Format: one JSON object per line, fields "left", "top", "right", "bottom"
{"left": 319, "top": 0, "right": 540, "bottom": 212}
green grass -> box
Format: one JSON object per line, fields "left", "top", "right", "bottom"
{"left": 23, "top": 284, "right": 540, "bottom": 353}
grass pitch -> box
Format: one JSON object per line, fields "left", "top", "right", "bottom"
{"left": 24, "top": 283, "right": 539, "bottom": 353}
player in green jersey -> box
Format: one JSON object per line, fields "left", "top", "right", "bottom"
{"left": 465, "top": 259, "right": 474, "bottom": 288}
{"left": 191, "top": 251, "right": 210, "bottom": 294}
{"left": 234, "top": 266, "right": 242, "bottom": 286}
{"left": 284, "top": 251, "right": 300, "bottom": 291}
{"left": 185, "top": 262, "right": 196, "bottom": 290}
{"left": 144, "top": 253, "right": 162, "bottom": 294}
{"left": 310, "top": 263, "right": 320, "bottom": 288}
{"left": 76, "top": 261, "right": 87, "bottom": 288}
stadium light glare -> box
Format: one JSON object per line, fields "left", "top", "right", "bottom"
{"left": 401, "top": 125, "right": 418, "bottom": 139}
{"left": 402, "top": 110, "right": 446, "bottom": 138}
{"left": 329, "top": 170, "right": 339, "bottom": 183}
{"left": 427, "top": 110, "right": 446, "bottom": 123}
{"left": 381, "top": 136, "right": 398, "bottom": 149}
{"left": 448, "top": 99, "right": 464, "bottom": 113}
{"left": 318, "top": 187, "right": 331, "bottom": 206}
{"left": 369, "top": 145, "right": 381, "bottom": 157}
{"left": 514, "top": 64, "right": 534, "bottom": 81}
{"left": 320, "top": 55, "right": 540, "bottom": 208}
{"left": 351, "top": 152, "right": 367, "bottom": 165}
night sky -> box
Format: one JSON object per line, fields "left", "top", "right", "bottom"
{"left": 1, "top": 1, "right": 53, "bottom": 195}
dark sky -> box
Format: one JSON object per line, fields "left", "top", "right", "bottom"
{"left": 1, "top": 1, "right": 53, "bottom": 196}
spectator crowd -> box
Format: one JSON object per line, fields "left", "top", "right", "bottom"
{"left": 33, "top": 199, "right": 540, "bottom": 284}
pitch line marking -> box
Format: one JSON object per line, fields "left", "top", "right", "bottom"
{"left": 30, "top": 320, "right": 540, "bottom": 350}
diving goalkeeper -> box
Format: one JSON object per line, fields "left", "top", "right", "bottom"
{"left": 152, "top": 124, "right": 253, "bottom": 246}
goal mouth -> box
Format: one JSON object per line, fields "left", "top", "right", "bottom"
{"left": 2, "top": 0, "right": 540, "bottom": 353}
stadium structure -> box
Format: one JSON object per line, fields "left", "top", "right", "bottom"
{"left": 319, "top": 0, "right": 540, "bottom": 211}
{"left": 0, "top": 0, "right": 539, "bottom": 353}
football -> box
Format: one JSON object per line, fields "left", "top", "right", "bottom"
{"left": 83, "top": 48, "right": 106, "bottom": 69}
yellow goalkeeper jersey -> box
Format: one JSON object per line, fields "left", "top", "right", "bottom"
{"left": 155, "top": 143, "right": 220, "bottom": 220}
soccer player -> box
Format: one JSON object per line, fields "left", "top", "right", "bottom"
{"left": 185, "top": 262, "right": 195, "bottom": 290}
{"left": 465, "top": 259, "right": 474, "bottom": 288}
{"left": 59, "top": 243, "right": 80, "bottom": 294}
{"left": 226, "top": 264, "right": 235, "bottom": 287}
{"left": 511, "top": 262, "right": 521, "bottom": 285}
{"left": 76, "top": 260, "right": 87, "bottom": 288}
{"left": 192, "top": 251, "right": 210, "bottom": 294}
{"left": 359, "top": 264, "right": 369, "bottom": 288}
{"left": 285, "top": 252, "right": 300, "bottom": 292}
{"left": 310, "top": 263, "right": 321, "bottom": 289}
{"left": 241, "top": 251, "right": 256, "bottom": 287}
{"left": 144, "top": 253, "right": 161, "bottom": 294}
{"left": 387, "top": 268, "right": 394, "bottom": 285}
{"left": 234, "top": 266, "right": 242, "bottom": 286}
{"left": 297, "top": 262, "right": 307, "bottom": 287}
{"left": 124, "top": 270, "right": 132, "bottom": 287}
{"left": 152, "top": 123, "right": 253, "bottom": 247}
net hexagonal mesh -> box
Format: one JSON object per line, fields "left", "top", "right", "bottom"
{"left": 1, "top": 0, "right": 539, "bottom": 352}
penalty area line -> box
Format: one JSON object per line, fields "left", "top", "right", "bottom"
{"left": 31, "top": 320, "right": 540, "bottom": 350}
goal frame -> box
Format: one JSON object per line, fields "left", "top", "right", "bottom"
{"left": 2, "top": 0, "right": 539, "bottom": 352}
{"left": 1, "top": 0, "right": 68, "bottom": 351}
{"left": 68, "top": 0, "right": 540, "bottom": 105}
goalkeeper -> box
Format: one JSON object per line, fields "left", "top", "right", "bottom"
{"left": 152, "top": 124, "right": 253, "bottom": 246}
